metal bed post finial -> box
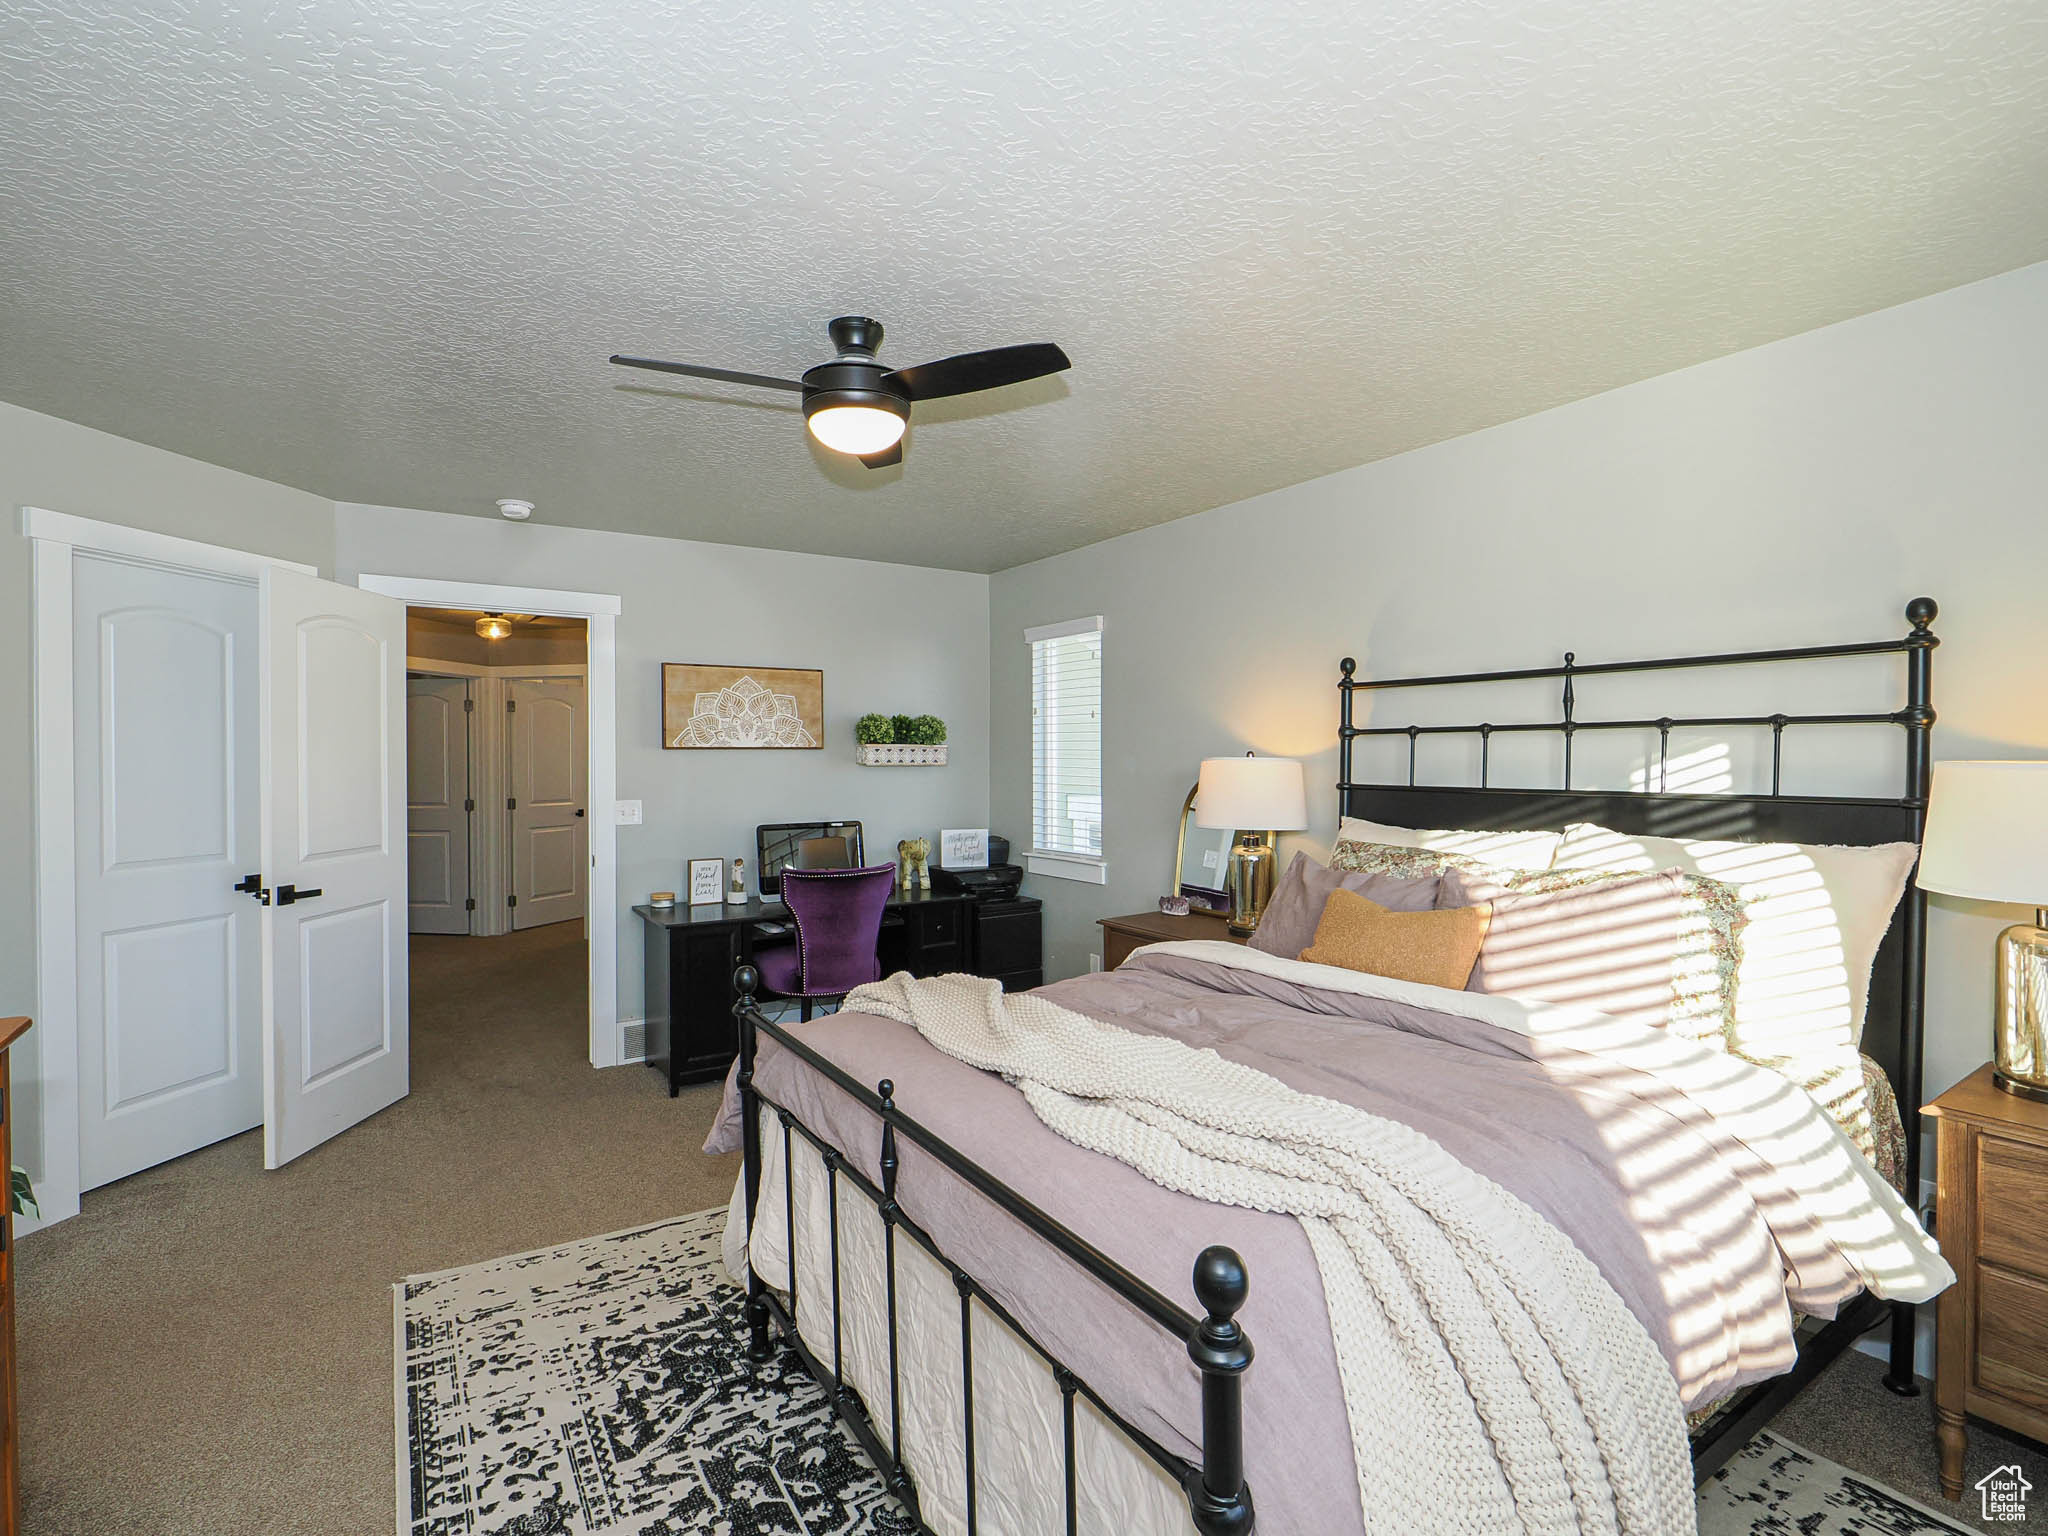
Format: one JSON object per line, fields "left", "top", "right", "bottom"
{"left": 1185, "top": 1246, "right": 1255, "bottom": 1536}
{"left": 733, "top": 962, "right": 773, "bottom": 1361}
{"left": 1339, "top": 658, "right": 1356, "bottom": 790}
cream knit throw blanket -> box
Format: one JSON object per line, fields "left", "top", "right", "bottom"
{"left": 842, "top": 970, "right": 1695, "bottom": 1536}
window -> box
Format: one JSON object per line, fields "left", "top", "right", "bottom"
{"left": 1027, "top": 615, "right": 1106, "bottom": 883}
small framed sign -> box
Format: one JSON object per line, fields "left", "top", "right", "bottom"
{"left": 939, "top": 828, "right": 990, "bottom": 869}
{"left": 687, "top": 858, "right": 725, "bottom": 906}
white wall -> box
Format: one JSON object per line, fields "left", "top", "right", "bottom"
{"left": 334, "top": 504, "right": 991, "bottom": 1034}
{"left": 990, "top": 259, "right": 2048, "bottom": 1105}
{"left": 1, "top": 401, "right": 336, "bottom": 1192}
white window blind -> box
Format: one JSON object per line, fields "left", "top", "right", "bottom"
{"left": 1028, "top": 616, "right": 1104, "bottom": 865}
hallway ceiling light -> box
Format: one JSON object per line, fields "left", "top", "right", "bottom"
{"left": 475, "top": 613, "right": 513, "bottom": 641}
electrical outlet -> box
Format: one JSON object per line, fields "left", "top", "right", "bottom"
{"left": 615, "top": 799, "right": 643, "bottom": 826}
{"left": 1089, "top": 952, "right": 1103, "bottom": 972}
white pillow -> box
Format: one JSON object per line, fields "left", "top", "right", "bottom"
{"left": 1337, "top": 815, "right": 1562, "bottom": 873}
{"left": 1551, "top": 822, "right": 1917, "bottom": 1141}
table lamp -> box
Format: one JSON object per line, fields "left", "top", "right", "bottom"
{"left": 1917, "top": 760, "right": 2048, "bottom": 1100}
{"left": 1196, "top": 753, "right": 1308, "bottom": 937}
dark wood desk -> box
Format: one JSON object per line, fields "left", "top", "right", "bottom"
{"left": 635, "top": 888, "right": 1038, "bottom": 1094}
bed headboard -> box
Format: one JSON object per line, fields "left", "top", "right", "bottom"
{"left": 1336, "top": 598, "right": 1938, "bottom": 1197}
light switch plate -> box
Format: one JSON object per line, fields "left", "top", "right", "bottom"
{"left": 615, "top": 799, "right": 643, "bottom": 826}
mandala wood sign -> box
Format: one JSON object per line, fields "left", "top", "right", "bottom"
{"left": 663, "top": 663, "right": 823, "bottom": 749}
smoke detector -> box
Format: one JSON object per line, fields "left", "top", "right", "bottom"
{"left": 497, "top": 498, "right": 534, "bottom": 521}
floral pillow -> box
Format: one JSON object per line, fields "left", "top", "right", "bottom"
{"left": 1330, "top": 837, "right": 1497, "bottom": 884}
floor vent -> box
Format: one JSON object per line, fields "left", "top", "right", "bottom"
{"left": 620, "top": 1019, "right": 647, "bottom": 1063}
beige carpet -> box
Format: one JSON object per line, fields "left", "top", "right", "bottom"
{"left": 18, "top": 925, "right": 2033, "bottom": 1533}
{"left": 17, "top": 923, "right": 739, "bottom": 1536}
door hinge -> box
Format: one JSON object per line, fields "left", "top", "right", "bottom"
{"left": 507, "top": 796, "right": 518, "bottom": 811}
{"left": 507, "top": 698, "right": 516, "bottom": 712}
{"left": 465, "top": 897, "right": 476, "bottom": 911}
{"left": 508, "top": 894, "right": 518, "bottom": 908}
{"left": 464, "top": 696, "right": 474, "bottom": 713}
{"left": 464, "top": 797, "right": 474, "bottom": 813}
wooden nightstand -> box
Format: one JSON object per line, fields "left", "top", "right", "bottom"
{"left": 1927, "top": 1064, "right": 2048, "bottom": 1500}
{"left": 1096, "top": 908, "right": 1245, "bottom": 971}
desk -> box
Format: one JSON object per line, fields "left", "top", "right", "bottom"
{"left": 636, "top": 887, "right": 988, "bottom": 1095}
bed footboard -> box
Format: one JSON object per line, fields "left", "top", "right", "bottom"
{"left": 733, "top": 964, "right": 1257, "bottom": 1536}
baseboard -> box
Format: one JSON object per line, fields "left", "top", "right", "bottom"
{"left": 618, "top": 1017, "right": 646, "bottom": 1064}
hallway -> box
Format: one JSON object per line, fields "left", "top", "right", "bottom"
{"left": 16, "top": 924, "right": 737, "bottom": 1535}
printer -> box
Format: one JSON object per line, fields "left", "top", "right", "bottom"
{"left": 931, "top": 834, "right": 1024, "bottom": 901}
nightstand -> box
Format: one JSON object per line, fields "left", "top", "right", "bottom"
{"left": 1096, "top": 908, "right": 1245, "bottom": 971}
{"left": 1927, "top": 1064, "right": 2048, "bottom": 1500}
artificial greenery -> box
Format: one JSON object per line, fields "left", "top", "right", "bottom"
{"left": 11, "top": 1166, "right": 37, "bottom": 1221}
{"left": 858, "top": 713, "right": 949, "bottom": 746}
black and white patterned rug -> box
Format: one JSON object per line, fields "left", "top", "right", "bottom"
{"left": 397, "top": 1208, "right": 1975, "bottom": 1536}
{"left": 1699, "top": 1433, "right": 1978, "bottom": 1535}
{"left": 396, "top": 1207, "right": 912, "bottom": 1535}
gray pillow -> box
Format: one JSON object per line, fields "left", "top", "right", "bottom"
{"left": 1250, "top": 853, "right": 1441, "bottom": 960}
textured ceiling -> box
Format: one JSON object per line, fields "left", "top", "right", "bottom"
{"left": 3, "top": 1, "right": 2046, "bottom": 573}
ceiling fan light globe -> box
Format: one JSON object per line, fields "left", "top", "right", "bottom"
{"left": 806, "top": 403, "right": 908, "bottom": 456}
{"left": 475, "top": 614, "right": 513, "bottom": 641}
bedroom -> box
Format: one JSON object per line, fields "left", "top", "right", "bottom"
{"left": 1, "top": 2, "right": 2045, "bottom": 1533}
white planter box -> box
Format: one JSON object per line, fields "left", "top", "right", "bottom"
{"left": 857, "top": 743, "right": 948, "bottom": 766}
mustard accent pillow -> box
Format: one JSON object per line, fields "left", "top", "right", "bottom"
{"left": 1298, "top": 888, "right": 1492, "bottom": 990}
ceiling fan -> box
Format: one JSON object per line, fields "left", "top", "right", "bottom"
{"left": 610, "top": 316, "right": 1070, "bottom": 468}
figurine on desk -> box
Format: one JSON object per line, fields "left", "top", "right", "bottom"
{"left": 897, "top": 836, "right": 931, "bottom": 892}
{"left": 726, "top": 857, "right": 749, "bottom": 905}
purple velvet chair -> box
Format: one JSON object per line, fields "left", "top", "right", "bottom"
{"left": 754, "top": 864, "right": 896, "bottom": 1020}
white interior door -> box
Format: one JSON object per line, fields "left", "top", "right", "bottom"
{"left": 406, "top": 677, "right": 472, "bottom": 935}
{"left": 260, "top": 567, "right": 409, "bottom": 1168}
{"left": 73, "top": 554, "right": 263, "bottom": 1189}
{"left": 508, "top": 676, "right": 587, "bottom": 930}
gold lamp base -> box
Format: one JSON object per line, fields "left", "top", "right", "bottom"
{"left": 1993, "top": 914, "right": 2048, "bottom": 1102}
{"left": 1225, "top": 832, "right": 1277, "bottom": 937}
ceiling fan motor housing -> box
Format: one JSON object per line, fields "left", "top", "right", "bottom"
{"left": 800, "top": 357, "right": 910, "bottom": 428}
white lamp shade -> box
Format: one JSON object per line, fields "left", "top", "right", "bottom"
{"left": 1917, "top": 760, "right": 2048, "bottom": 905}
{"left": 1195, "top": 756, "right": 1307, "bottom": 832}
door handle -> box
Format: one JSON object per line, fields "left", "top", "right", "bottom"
{"left": 575, "top": 808, "right": 585, "bottom": 817}
{"left": 274, "top": 884, "right": 323, "bottom": 906}
{"left": 234, "top": 873, "right": 265, "bottom": 900}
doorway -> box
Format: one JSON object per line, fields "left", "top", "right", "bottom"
{"left": 357, "top": 572, "right": 622, "bottom": 1077}
{"left": 401, "top": 608, "right": 590, "bottom": 937}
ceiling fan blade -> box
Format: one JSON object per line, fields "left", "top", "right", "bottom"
{"left": 858, "top": 441, "right": 904, "bottom": 469}
{"left": 609, "top": 355, "right": 805, "bottom": 393}
{"left": 885, "top": 342, "right": 1070, "bottom": 401}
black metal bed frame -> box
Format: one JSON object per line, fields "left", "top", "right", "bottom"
{"left": 1339, "top": 596, "right": 1940, "bottom": 1476}
{"left": 733, "top": 973, "right": 1257, "bottom": 1536}
{"left": 731, "top": 597, "right": 1938, "bottom": 1531}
